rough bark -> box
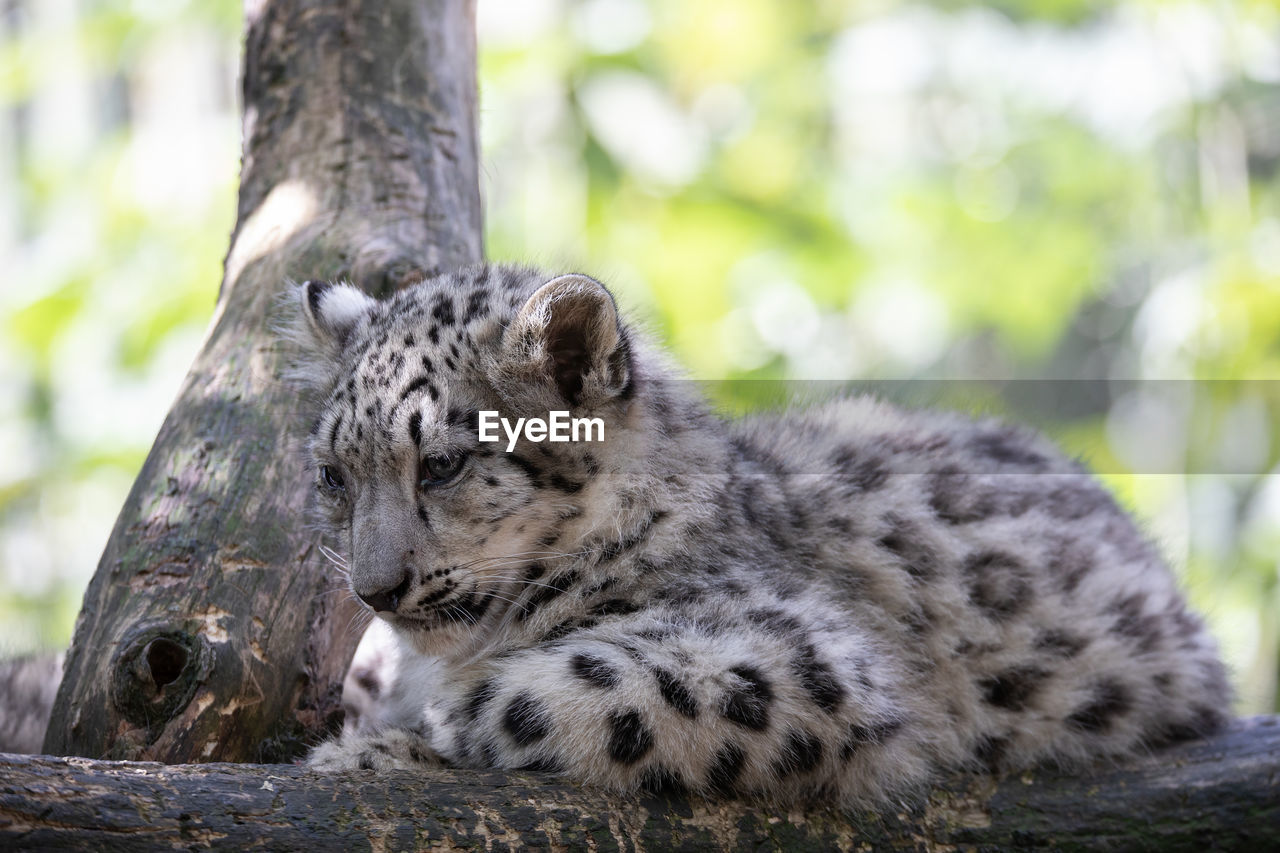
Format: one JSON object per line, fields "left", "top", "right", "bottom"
{"left": 43, "top": 0, "right": 482, "bottom": 763}
{"left": 4, "top": 717, "right": 1277, "bottom": 851}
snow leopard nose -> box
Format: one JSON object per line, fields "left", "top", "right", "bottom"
{"left": 357, "top": 570, "right": 412, "bottom": 613}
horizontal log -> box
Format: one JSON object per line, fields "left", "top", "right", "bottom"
{"left": 1, "top": 716, "right": 1276, "bottom": 851}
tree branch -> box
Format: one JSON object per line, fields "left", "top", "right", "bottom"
{"left": 6, "top": 717, "right": 1277, "bottom": 850}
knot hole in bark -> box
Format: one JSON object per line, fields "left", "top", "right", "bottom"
{"left": 146, "top": 637, "right": 187, "bottom": 687}
{"left": 350, "top": 241, "right": 436, "bottom": 297}
{"left": 111, "top": 625, "right": 212, "bottom": 730}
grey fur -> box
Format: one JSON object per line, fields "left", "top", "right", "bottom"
{"left": 293, "top": 264, "right": 1230, "bottom": 806}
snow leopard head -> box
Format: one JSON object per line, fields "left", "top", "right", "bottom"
{"left": 290, "top": 264, "right": 638, "bottom": 656}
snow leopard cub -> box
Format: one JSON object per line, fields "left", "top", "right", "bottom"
{"left": 294, "top": 263, "right": 1229, "bottom": 806}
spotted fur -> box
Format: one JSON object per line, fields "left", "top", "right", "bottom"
{"left": 294, "top": 264, "right": 1230, "bottom": 807}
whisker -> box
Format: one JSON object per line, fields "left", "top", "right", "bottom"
{"left": 468, "top": 561, "right": 571, "bottom": 578}
{"left": 480, "top": 574, "right": 569, "bottom": 592}
{"left": 453, "top": 549, "right": 581, "bottom": 570}
{"left": 477, "top": 590, "right": 530, "bottom": 613}
{"left": 344, "top": 605, "right": 375, "bottom": 638}
{"left": 481, "top": 571, "right": 595, "bottom": 592}
{"left": 319, "top": 544, "right": 350, "bottom": 567}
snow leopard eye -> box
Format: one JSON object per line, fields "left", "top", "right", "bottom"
{"left": 419, "top": 452, "right": 467, "bottom": 488}
{"left": 320, "top": 465, "right": 345, "bottom": 492}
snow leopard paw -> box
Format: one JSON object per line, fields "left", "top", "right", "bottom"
{"left": 307, "top": 727, "right": 441, "bottom": 772}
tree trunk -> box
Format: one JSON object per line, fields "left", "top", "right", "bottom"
{"left": 4, "top": 717, "right": 1277, "bottom": 851}
{"left": 43, "top": 0, "right": 482, "bottom": 763}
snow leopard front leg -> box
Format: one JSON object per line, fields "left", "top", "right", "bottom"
{"left": 307, "top": 622, "right": 451, "bottom": 771}
{"left": 309, "top": 614, "right": 918, "bottom": 802}
{"left": 442, "top": 621, "right": 913, "bottom": 801}
{"left": 308, "top": 726, "right": 442, "bottom": 771}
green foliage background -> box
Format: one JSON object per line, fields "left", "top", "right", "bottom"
{"left": 1, "top": 0, "right": 1277, "bottom": 714}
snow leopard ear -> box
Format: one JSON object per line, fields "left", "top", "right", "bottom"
{"left": 299, "top": 279, "right": 377, "bottom": 352}
{"left": 505, "top": 274, "right": 632, "bottom": 407}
